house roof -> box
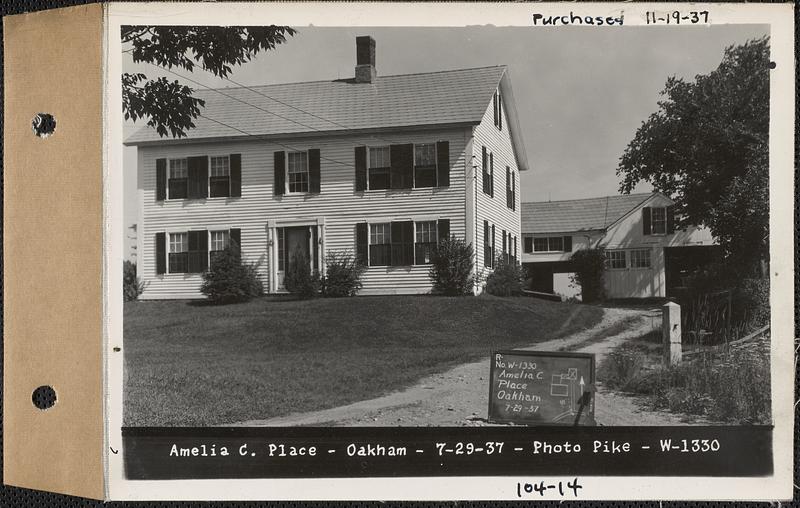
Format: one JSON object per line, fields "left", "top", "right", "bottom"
{"left": 522, "top": 193, "right": 657, "bottom": 234}
{"left": 125, "top": 65, "right": 528, "bottom": 169}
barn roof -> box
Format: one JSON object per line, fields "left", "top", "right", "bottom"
{"left": 522, "top": 193, "right": 657, "bottom": 234}
{"left": 124, "top": 65, "right": 528, "bottom": 170}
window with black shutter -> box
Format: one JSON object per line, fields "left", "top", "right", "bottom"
{"left": 168, "top": 232, "right": 189, "bottom": 273}
{"left": 209, "top": 155, "right": 231, "bottom": 197}
{"left": 368, "top": 146, "right": 390, "bottom": 190}
{"left": 413, "top": 143, "right": 437, "bottom": 188}
{"left": 414, "top": 220, "right": 437, "bottom": 264}
{"left": 168, "top": 158, "right": 188, "bottom": 199}
{"left": 489, "top": 152, "right": 495, "bottom": 197}
{"left": 493, "top": 90, "right": 503, "bottom": 130}
{"left": 369, "top": 223, "right": 391, "bottom": 266}
{"left": 506, "top": 166, "right": 512, "bottom": 209}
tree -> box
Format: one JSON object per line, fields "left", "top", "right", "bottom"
{"left": 122, "top": 26, "right": 296, "bottom": 138}
{"left": 617, "top": 37, "right": 769, "bottom": 274}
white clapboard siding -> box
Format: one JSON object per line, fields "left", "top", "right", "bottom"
{"left": 472, "top": 88, "right": 522, "bottom": 289}
{"left": 137, "top": 128, "right": 471, "bottom": 299}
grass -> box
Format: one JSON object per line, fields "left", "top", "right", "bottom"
{"left": 123, "top": 295, "right": 603, "bottom": 426}
{"left": 597, "top": 329, "right": 771, "bottom": 424}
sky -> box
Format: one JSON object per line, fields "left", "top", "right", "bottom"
{"left": 122, "top": 24, "right": 769, "bottom": 232}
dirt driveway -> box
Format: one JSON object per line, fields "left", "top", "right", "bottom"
{"left": 230, "top": 305, "right": 703, "bottom": 427}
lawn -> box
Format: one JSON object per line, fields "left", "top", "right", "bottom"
{"left": 123, "top": 295, "right": 603, "bottom": 426}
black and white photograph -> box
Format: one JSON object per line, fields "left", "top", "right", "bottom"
{"left": 121, "top": 22, "right": 772, "bottom": 429}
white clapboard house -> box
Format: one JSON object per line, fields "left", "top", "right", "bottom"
{"left": 521, "top": 192, "right": 719, "bottom": 299}
{"left": 126, "top": 36, "right": 528, "bottom": 299}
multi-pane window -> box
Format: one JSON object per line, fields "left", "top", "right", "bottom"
{"left": 414, "top": 221, "right": 437, "bottom": 264}
{"left": 414, "top": 143, "right": 437, "bottom": 188}
{"left": 493, "top": 90, "right": 503, "bottom": 130}
{"left": 168, "top": 158, "right": 188, "bottom": 199}
{"left": 209, "top": 230, "right": 230, "bottom": 265}
{"left": 168, "top": 232, "right": 189, "bottom": 273}
{"left": 483, "top": 221, "right": 493, "bottom": 267}
{"left": 533, "top": 237, "right": 564, "bottom": 252}
{"left": 524, "top": 236, "right": 534, "bottom": 254}
{"left": 287, "top": 151, "right": 309, "bottom": 193}
{"left": 209, "top": 156, "right": 230, "bottom": 197}
{"left": 369, "top": 223, "right": 391, "bottom": 266}
{"left": 606, "top": 250, "right": 626, "bottom": 269}
{"left": 368, "top": 146, "right": 391, "bottom": 190}
{"left": 630, "top": 249, "right": 652, "bottom": 268}
{"left": 651, "top": 207, "right": 667, "bottom": 234}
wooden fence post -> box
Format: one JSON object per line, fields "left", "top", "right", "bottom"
{"left": 662, "top": 302, "right": 682, "bottom": 365}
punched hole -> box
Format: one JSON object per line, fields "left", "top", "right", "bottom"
{"left": 31, "top": 113, "right": 56, "bottom": 138}
{"left": 768, "top": 61, "right": 776, "bottom": 69}
{"left": 32, "top": 385, "right": 57, "bottom": 410}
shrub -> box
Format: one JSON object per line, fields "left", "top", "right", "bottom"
{"left": 598, "top": 346, "right": 647, "bottom": 391}
{"left": 200, "top": 242, "right": 262, "bottom": 304}
{"left": 428, "top": 236, "right": 475, "bottom": 295}
{"left": 485, "top": 256, "right": 524, "bottom": 296}
{"left": 569, "top": 248, "right": 606, "bottom": 303}
{"left": 322, "top": 250, "right": 366, "bottom": 297}
{"left": 123, "top": 260, "right": 146, "bottom": 301}
{"left": 284, "top": 250, "right": 320, "bottom": 299}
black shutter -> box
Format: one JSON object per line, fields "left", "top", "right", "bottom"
{"left": 437, "top": 218, "right": 450, "bottom": 243}
{"left": 642, "top": 207, "right": 652, "bottom": 235}
{"left": 187, "top": 156, "right": 208, "bottom": 199}
{"left": 436, "top": 141, "right": 450, "bottom": 187}
{"left": 390, "top": 221, "right": 414, "bottom": 265}
{"left": 156, "top": 159, "right": 167, "bottom": 201}
{"left": 506, "top": 167, "right": 511, "bottom": 208}
{"left": 514, "top": 236, "right": 517, "bottom": 258}
{"left": 155, "top": 232, "right": 166, "bottom": 274}
{"left": 489, "top": 152, "right": 494, "bottom": 197}
{"left": 491, "top": 224, "right": 496, "bottom": 268}
{"left": 498, "top": 93, "right": 503, "bottom": 130}
{"left": 482, "top": 146, "right": 488, "bottom": 194}
{"left": 511, "top": 170, "right": 516, "bottom": 211}
{"left": 502, "top": 229, "right": 507, "bottom": 254}
{"left": 355, "top": 146, "right": 367, "bottom": 191}
{"left": 483, "top": 220, "right": 490, "bottom": 266}
{"left": 230, "top": 154, "right": 242, "bottom": 197}
{"left": 229, "top": 228, "right": 241, "bottom": 252}
{"left": 274, "top": 151, "right": 286, "bottom": 195}
{"left": 187, "top": 230, "right": 208, "bottom": 273}
{"left": 390, "top": 144, "right": 413, "bottom": 189}
{"left": 666, "top": 205, "right": 676, "bottom": 234}
{"left": 563, "top": 235, "right": 572, "bottom": 253}
{"left": 355, "top": 223, "right": 368, "bottom": 265}
{"left": 308, "top": 148, "right": 321, "bottom": 193}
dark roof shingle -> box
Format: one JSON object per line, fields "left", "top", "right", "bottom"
{"left": 522, "top": 193, "right": 654, "bottom": 234}
{"left": 125, "top": 66, "right": 507, "bottom": 144}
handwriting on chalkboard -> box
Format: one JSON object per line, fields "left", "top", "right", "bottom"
{"left": 488, "top": 351, "right": 595, "bottom": 426}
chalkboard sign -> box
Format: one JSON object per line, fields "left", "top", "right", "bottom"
{"left": 488, "top": 350, "right": 596, "bottom": 426}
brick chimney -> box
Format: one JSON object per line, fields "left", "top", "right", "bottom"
{"left": 355, "top": 36, "right": 376, "bottom": 83}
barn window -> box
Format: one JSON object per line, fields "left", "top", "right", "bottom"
{"left": 630, "top": 249, "right": 652, "bottom": 268}
{"left": 605, "top": 250, "right": 626, "bottom": 269}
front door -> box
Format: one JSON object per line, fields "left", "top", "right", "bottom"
{"left": 276, "top": 226, "right": 315, "bottom": 291}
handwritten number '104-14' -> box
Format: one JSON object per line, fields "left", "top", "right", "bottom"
{"left": 517, "top": 478, "right": 583, "bottom": 498}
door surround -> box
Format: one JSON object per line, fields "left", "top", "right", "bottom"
{"left": 267, "top": 218, "right": 325, "bottom": 294}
